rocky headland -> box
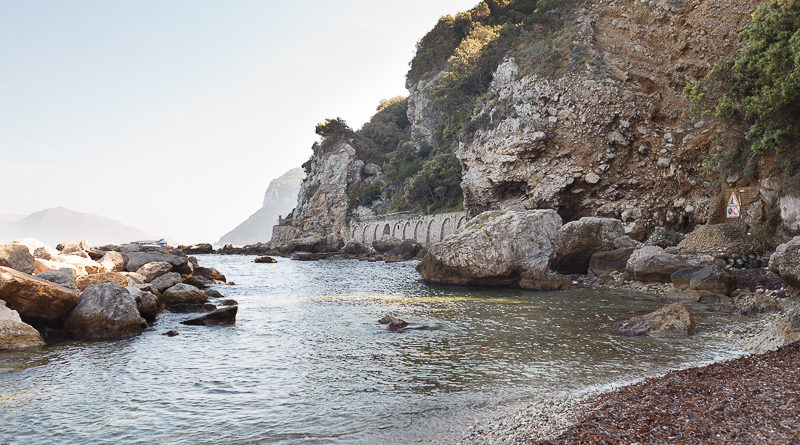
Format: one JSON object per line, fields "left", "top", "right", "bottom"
{"left": 0, "top": 238, "right": 237, "bottom": 351}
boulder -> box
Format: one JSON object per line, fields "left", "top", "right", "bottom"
{"left": 151, "top": 272, "right": 182, "bottom": 293}
{"left": 205, "top": 289, "right": 224, "bottom": 299}
{"left": 33, "top": 245, "right": 60, "bottom": 260}
{"left": 59, "top": 241, "right": 88, "bottom": 256}
{"left": 769, "top": 236, "right": 800, "bottom": 287}
{"left": 168, "top": 303, "right": 217, "bottom": 313}
{"left": 161, "top": 283, "right": 208, "bottom": 306}
{"left": 98, "top": 251, "right": 126, "bottom": 273}
{"left": 76, "top": 272, "right": 131, "bottom": 292}
{"left": 121, "top": 272, "right": 145, "bottom": 285}
{"left": 184, "top": 276, "right": 212, "bottom": 289}
{"left": 588, "top": 248, "right": 636, "bottom": 276}
{"left": 219, "top": 299, "right": 238, "bottom": 306}
{"left": 33, "top": 258, "right": 86, "bottom": 276}
{"left": 284, "top": 235, "right": 325, "bottom": 254}
{"left": 183, "top": 243, "right": 214, "bottom": 254}
{"left": 63, "top": 283, "right": 146, "bottom": 340}
{"left": 416, "top": 210, "right": 562, "bottom": 286}
{"left": 254, "top": 256, "right": 277, "bottom": 264}
{"left": 385, "top": 240, "right": 422, "bottom": 261}
{"left": 193, "top": 266, "right": 226, "bottom": 283}
{"left": 126, "top": 286, "right": 159, "bottom": 320}
{"left": 688, "top": 266, "right": 735, "bottom": 295}
{"left": 136, "top": 261, "right": 173, "bottom": 282}
{"left": 612, "top": 303, "right": 696, "bottom": 338}
{"left": 35, "top": 268, "right": 78, "bottom": 291}
{"left": 387, "top": 319, "right": 409, "bottom": 331}
{"left": 372, "top": 236, "right": 403, "bottom": 254}
{"left": 781, "top": 195, "right": 800, "bottom": 233}
{"left": 180, "top": 305, "right": 237, "bottom": 326}
{"left": 644, "top": 227, "right": 685, "bottom": 248}
{"left": 626, "top": 246, "right": 714, "bottom": 283}
{"left": 120, "top": 243, "right": 142, "bottom": 253}
{"left": 0, "top": 266, "right": 80, "bottom": 321}
{"left": 323, "top": 233, "right": 344, "bottom": 252}
{"left": 54, "top": 254, "right": 102, "bottom": 274}
{"left": 0, "top": 300, "right": 45, "bottom": 350}
{"left": 343, "top": 240, "right": 372, "bottom": 256}
{"left": 124, "top": 252, "right": 191, "bottom": 274}
{"left": 0, "top": 244, "right": 35, "bottom": 274}
{"left": 553, "top": 217, "right": 638, "bottom": 274}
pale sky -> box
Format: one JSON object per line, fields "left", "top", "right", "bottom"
{"left": 0, "top": 0, "right": 477, "bottom": 243}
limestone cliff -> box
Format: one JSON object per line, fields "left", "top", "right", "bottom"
{"left": 270, "top": 140, "right": 365, "bottom": 247}
{"left": 217, "top": 168, "right": 304, "bottom": 247}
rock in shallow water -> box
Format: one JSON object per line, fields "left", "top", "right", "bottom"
{"left": 612, "top": 303, "right": 696, "bottom": 338}
{"left": 162, "top": 284, "right": 208, "bottom": 306}
{"left": 0, "top": 300, "right": 45, "bottom": 350}
{"left": 180, "top": 305, "right": 237, "bottom": 326}
{"left": 254, "top": 256, "right": 277, "bottom": 264}
{"left": 64, "top": 283, "right": 146, "bottom": 340}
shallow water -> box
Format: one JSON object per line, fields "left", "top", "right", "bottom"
{"left": 0, "top": 256, "right": 749, "bottom": 444}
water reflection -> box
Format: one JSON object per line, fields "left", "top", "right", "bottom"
{"left": 0, "top": 256, "right": 749, "bottom": 444}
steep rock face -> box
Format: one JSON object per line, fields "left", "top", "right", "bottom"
{"left": 270, "top": 141, "right": 364, "bottom": 247}
{"left": 217, "top": 168, "right": 304, "bottom": 246}
{"left": 451, "top": 0, "right": 756, "bottom": 239}
{"left": 407, "top": 71, "right": 446, "bottom": 150}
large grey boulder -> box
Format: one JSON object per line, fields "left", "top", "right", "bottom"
{"left": 151, "top": 272, "right": 182, "bottom": 293}
{"left": 769, "top": 236, "right": 800, "bottom": 287}
{"left": 553, "top": 217, "right": 638, "bottom": 274}
{"left": 0, "top": 244, "right": 35, "bottom": 274}
{"left": 98, "top": 251, "right": 126, "bottom": 272}
{"left": 161, "top": 284, "right": 208, "bottom": 306}
{"left": 124, "top": 252, "right": 191, "bottom": 274}
{"left": 283, "top": 235, "right": 325, "bottom": 253}
{"left": 588, "top": 248, "right": 636, "bottom": 276}
{"left": 0, "top": 266, "right": 80, "bottom": 321}
{"left": 136, "top": 261, "right": 172, "bottom": 283}
{"left": 781, "top": 195, "right": 800, "bottom": 233}
{"left": 417, "top": 210, "right": 562, "bottom": 286}
{"left": 35, "top": 268, "right": 78, "bottom": 291}
{"left": 612, "top": 303, "right": 696, "bottom": 338}
{"left": 0, "top": 300, "right": 45, "bottom": 350}
{"left": 626, "top": 246, "right": 714, "bottom": 283}
{"left": 64, "top": 283, "right": 146, "bottom": 340}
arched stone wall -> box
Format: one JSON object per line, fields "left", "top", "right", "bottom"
{"left": 348, "top": 211, "right": 467, "bottom": 247}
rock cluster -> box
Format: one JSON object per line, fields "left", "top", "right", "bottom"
{"left": 0, "top": 238, "right": 236, "bottom": 351}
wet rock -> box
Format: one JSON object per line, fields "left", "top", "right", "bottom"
{"left": 168, "top": 303, "right": 217, "bottom": 313}
{"left": 0, "top": 266, "right": 80, "bottom": 321}
{"left": 0, "top": 244, "right": 35, "bottom": 274}
{"left": 35, "top": 268, "right": 78, "bottom": 291}
{"left": 161, "top": 283, "right": 208, "bottom": 306}
{"left": 75, "top": 272, "right": 130, "bottom": 292}
{"left": 162, "top": 330, "right": 179, "bottom": 337}
{"left": 0, "top": 300, "right": 45, "bottom": 350}
{"left": 124, "top": 252, "right": 191, "bottom": 275}
{"left": 126, "top": 286, "right": 159, "bottom": 321}
{"left": 97, "top": 251, "right": 126, "bottom": 273}
{"left": 183, "top": 243, "right": 213, "bottom": 254}
{"left": 417, "top": 210, "right": 562, "bottom": 286}
{"left": 387, "top": 319, "right": 409, "bottom": 331}
{"left": 519, "top": 271, "right": 572, "bottom": 290}
{"left": 204, "top": 289, "right": 224, "bottom": 299}
{"left": 184, "top": 276, "right": 212, "bottom": 289}
{"left": 64, "top": 283, "right": 146, "bottom": 340}
{"left": 612, "top": 303, "right": 695, "bottom": 338}
{"left": 378, "top": 315, "right": 398, "bottom": 324}
{"left": 254, "top": 256, "right": 277, "bottom": 264}
{"left": 180, "top": 305, "right": 237, "bottom": 326}
{"left": 689, "top": 266, "right": 735, "bottom": 295}
{"left": 626, "top": 246, "right": 714, "bottom": 283}
{"left": 768, "top": 236, "right": 800, "bottom": 287}
{"left": 150, "top": 272, "right": 182, "bottom": 293}
{"left": 193, "top": 266, "right": 226, "bottom": 283}
{"left": 219, "top": 299, "right": 238, "bottom": 306}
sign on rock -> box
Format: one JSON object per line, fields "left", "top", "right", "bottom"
{"left": 727, "top": 191, "right": 740, "bottom": 219}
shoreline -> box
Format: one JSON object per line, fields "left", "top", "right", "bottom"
{"left": 461, "top": 339, "right": 800, "bottom": 444}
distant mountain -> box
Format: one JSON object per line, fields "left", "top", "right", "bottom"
{"left": 217, "top": 167, "right": 304, "bottom": 247}
{"left": 0, "top": 207, "right": 158, "bottom": 246}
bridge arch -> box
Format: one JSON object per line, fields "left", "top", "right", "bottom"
{"left": 361, "top": 226, "right": 368, "bottom": 243}
{"left": 402, "top": 222, "right": 411, "bottom": 239}
{"left": 440, "top": 218, "right": 451, "bottom": 241}
{"left": 457, "top": 216, "right": 466, "bottom": 230}
{"left": 414, "top": 221, "right": 425, "bottom": 243}
{"left": 382, "top": 224, "right": 391, "bottom": 237}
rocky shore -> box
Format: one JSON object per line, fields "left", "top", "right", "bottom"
{"left": 0, "top": 239, "right": 237, "bottom": 351}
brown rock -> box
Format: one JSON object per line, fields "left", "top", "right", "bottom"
{"left": 612, "top": 303, "right": 696, "bottom": 338}
{"left": 0, "top": 266, "right": 80, "bottom": 321}
{"left": 0, "top": 300, "right": 45, "bottom": 350}
{"left": 76, "top": 272, "right": 130, "bottom": 291}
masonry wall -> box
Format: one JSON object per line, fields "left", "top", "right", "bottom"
{"left": 348, "top": 211, "right": 468, "bottom": 247}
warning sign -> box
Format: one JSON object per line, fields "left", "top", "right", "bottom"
{"left": 727, "top": 191, "right": 740, "bottom": 219}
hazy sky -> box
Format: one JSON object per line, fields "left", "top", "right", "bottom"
{"left": 0, "top": 0, "right": 477, "bottom": 243}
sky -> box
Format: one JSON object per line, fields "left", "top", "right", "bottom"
{"left": 0, "top": 0, "right": 478, "bottom": 244}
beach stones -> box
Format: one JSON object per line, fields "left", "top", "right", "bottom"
{"left": 64, "top": 283, "right": 146, "bottom": 340}
{"left": 612, "top": 303, "right": 696, "bottom": 338}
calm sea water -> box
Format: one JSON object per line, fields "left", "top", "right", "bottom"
{"left": 0, "top": 256, "right": 749, "bottom": 444}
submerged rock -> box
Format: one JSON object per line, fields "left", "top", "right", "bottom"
{"left": 180, "top": 305, "right": 237, "bottom": 326}
{"left": 0, "top": 266, "right": 79, "bottom": 321}
{"left": 417, "top": 210, "right": 562, "bottom": 286}
{"left": 162, "top": 330, "right": 179, "bottom": 337}
{"left": 612, "top": 303, "right": 696, "bottom": 338}
{"left": 64, "top": 283, "right": 146, "bottom": 340}
{"left": 378, "top": 314, "right": 397, "bottom": 324}
{"left": 0, "top": 300, "right": 45, "bottom": 350}
{"left": 387, "top": 319, "right": 409, "bottom": 331}
{"left": 254, "top": 256, "right": 277, "bottom": 264}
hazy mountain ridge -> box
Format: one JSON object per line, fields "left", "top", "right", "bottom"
{"left": 217, "top": 168, "right": 305, "bottom": 247}
{"left": 0, "top": 207, "right": 157, "bottom": 246}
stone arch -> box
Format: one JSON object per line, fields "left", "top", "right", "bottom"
{"left": 394, "top": 223, "right": 402, "bottom": 237}
{"left": 362, "top": 226, "right": 369, "bottom": 243}
{"left": 402, "top": 222, "right": 411, "bottom": 239}
{"left": 382, "top": 224, "right": 391, "bottom": 237}
{"left": 414, "top": 221, "right": 425, "bottom": 243}
{"left": 440, "top": 218, "right": 451, "bottom": 241}
{"left": 457, "top": 216, "right": 466, "bottom": 230}
{"left": 426, "top": 220, "right": 434, "bottom": 244}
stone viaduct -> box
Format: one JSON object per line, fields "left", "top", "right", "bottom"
{"left": 349, "top": 211, "right": 468, "bottom": 247}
